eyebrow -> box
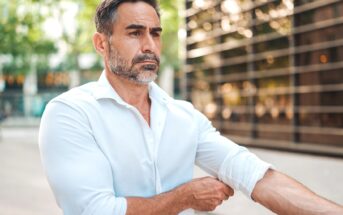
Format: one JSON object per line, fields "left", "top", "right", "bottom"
{"left": 126, "top": 24, "right": 162, "bottom": 32}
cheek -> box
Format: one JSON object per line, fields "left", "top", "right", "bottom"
{"left": 114, "top": 40, "right": 139, "bottom": 61}
{"left": 156, "top": 40, "right": 162, "bottom": 55}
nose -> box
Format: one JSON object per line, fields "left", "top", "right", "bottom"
{"left": 141, "top": 34, "right": 157, "bottom": 54}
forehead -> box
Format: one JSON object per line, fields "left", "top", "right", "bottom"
{"left": 115, "top": 2, "right": 161, "bottom": 29}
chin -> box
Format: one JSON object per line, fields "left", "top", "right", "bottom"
{"left": 134, "top": 72, "right": 158, "bottom": 85}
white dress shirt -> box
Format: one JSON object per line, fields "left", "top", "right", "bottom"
{"left": 39, "top": 72, "right": 271, "bottom": 215}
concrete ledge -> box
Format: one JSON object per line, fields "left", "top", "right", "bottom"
{"left": 227, "top": 135, "right": 343, "bottom": 158}
{"left": 1, "top": 117, "right": 40, "bottom": 128}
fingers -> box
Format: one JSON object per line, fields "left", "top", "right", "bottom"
{"left": 222, "top": 184, "right": 234, "bottom": 197}
{"left": 204, "top": 177, "right": 234, "bottom": 197}
{"left": 199, "top": 199, "right": 223, "bottom": 211}
{"left": 212, "top": 178, "right": 234, "bottom": 198}
{"left": 187, "top": 177, "right": 234, "bottom": 212}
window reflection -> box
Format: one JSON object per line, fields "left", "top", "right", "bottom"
{"left": 298, "top": 70, "right": 343, "bottom": 86}
{"left": 295, "top": 2, "right": 343, "bottom": 26}
{"left": 192, "top": 0, "right": 215, "bottom": 10}
{"left": 221, "top": 0, "right": 253, "bottom": 38}
{"left": 221, "top": 63, "right": 248, "bottom": 77}
{"left": 300, "top": 113, "right": 343, "bottom": 128}
{"left": 254, "top": 19, "right": 291, "bottom": 36}
{"left": 221, "top": 83, "right": 241, "bottom": 106}
{"left": 254, "top": 37, "right": 289, "bottom": 53}
{"left": 254, "top": 0, "right": 293, "bottom": 35}
{"left": 185, "top": 0, "right": 343, "bottom": 150}
{"left": 222, "top": 32, "right": 247, "bottom": 45}
{"left": 255, "top": 56, "right": 290, "bottom": 71}
{"left": 194, "top": 38, "right": 217, "bottom": 49}
{"left": 299, "top": 92, "right": 343, "bottom": 107}
{"left": 256, "top": 95, "right": 292, "bottom": 124}
{"left": 256, "top": 0, "right": 293, "bottom": 20}
{"left": 219, "top": 81, "right": 252, "bottom": 122}
{"left": 190, "top": 70, "right": 217, "bottom": 119}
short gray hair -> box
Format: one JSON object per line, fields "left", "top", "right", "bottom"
{"left": 95, "top": 0, "right": 160, "bottom": 36}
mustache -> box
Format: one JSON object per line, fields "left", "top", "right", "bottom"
{"left": 132, "top": 53, "right": 160, "bottom": 65}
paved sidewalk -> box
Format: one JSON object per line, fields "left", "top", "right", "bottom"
{"left": 0, "top": 127, "right": 342, "bottom": 215}
{"left": 0, "top": 130, "right": 60, "bottom": 215}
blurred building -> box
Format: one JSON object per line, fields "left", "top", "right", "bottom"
{"left": 183, "top": 0, "right": 343, "bottom": 155}
{"left": 0, "top": 70, "right": 100, "bottom": 118}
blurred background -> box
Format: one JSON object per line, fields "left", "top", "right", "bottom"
{"left": 0, "top": 0, "right": 342, "bottom": 214}
{"left": 182, "top": 0, "right": 343, "bottom": 156}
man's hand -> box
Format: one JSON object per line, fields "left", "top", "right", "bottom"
{"left": 126, "top": 177, "right": 234, "bottom": 215}
{"left": 178, "top": 177, "right": 234, "bottom": 211}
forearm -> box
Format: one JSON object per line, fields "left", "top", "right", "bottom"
{"left": 126, "top": 177, "right": 234, "bottom": 214}
{"left": 252, "top": 169, "right": 343, "bottom": 215}
{"left": 126, "top": 185, "right": 189, "bottom": 215}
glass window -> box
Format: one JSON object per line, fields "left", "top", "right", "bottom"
{"left": 254, "top": 17, "right": 291, "bottom": 36}
{"left": 221, "top": 46, "right": 247, "bottom": 59}
{"left": 294, "top": 2, "right": 343, "bottom": 26}
{"left": 185, "top": 0, "right": 343, "bottom": 150}
{"left": 254, "top": 37, "right": 289, "bottom": 53}
{"left": 295, "top": 25, "right": 343, "bottom": 46}
{"left": 38, "top": 72, "right": 69, "bottom": 90}
{"left": 221, "top": 63, "right": 248, "bottom": 77}
{"left": 299, "top": 92, "right": 343, "bottom": 106}
{"left": 194, "top": 38, "right": 217, "bottom": 49}
{"left": 296, "top": 46, "right": 343, "bottom": 66}
{"left": 255, "top": 56, "right": 290, "bottom": 72}
{"left": 189, "top": 69, "right": 217, "bottom": 119}
{"left": 295, "top": 0, "right": 315, "bottom": 7}
{"left": 256, "top": 94, "right": 292, "bottom": 125}
{"left": 299, "top": 133, "right": 342, "bottom": 146}
{"left": 221, "top": 32, "right": 248, "bottom": 44}
{"left": 187, "top": 56, "right": 204, "bottom": 65}
{"left": 221, "top": 112, "right": 252, "bottom": 123}
{"left": 299, "top": 113, "right": 343, "bottom": 128}
{"left": 256, "top": 130, "right": 292, "bottom": 141}
{"left": 298, "top": 70, "right": 343, "bottom": 86}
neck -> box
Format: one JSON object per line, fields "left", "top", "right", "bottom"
{"left": 106, "top": 71, "right": 150, "bottom": 106}
{"left": 105, "top": 70, "right": 151, "bottom": 125}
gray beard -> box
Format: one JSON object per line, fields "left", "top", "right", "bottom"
{"left": 108, "top": 46, "right": 158, "bottom": 85}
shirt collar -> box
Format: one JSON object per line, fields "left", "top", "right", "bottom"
{"left": 93, "top": 71, "right": 171, "bottom": 106}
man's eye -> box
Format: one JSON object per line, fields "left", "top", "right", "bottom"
{"left": 151, "top": 32, "right": 161, "bottom": 37}
{"left": 129, "top": 31, "right": 140, "bottom": 37}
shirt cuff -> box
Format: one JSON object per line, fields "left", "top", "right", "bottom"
{"left": 117, "top": 197, "right": 127, "bottom": 215}
{"left": 217, "top": 147, "right": 273, "bottom": 199}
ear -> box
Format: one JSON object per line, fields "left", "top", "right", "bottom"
{"left": 93, "top": 32, "right": 108, "bottom": 56}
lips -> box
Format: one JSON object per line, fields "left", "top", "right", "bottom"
{"left": 140, "top": 60, "right": 157, "bottom": 64}
{"left": 141, "top": 63, "right": 158, "bottom": 71}
{"left": 132, "top": 54, "right": 160, "bottom": 65}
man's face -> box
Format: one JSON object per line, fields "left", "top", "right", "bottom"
{"left": 106, "top": 2, "right": 161, "bottom": 84}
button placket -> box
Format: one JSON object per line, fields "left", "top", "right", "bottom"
{"left": 126, "top": 105, "right": 155, "bottom": 160}
{"left": 150, "top": 102, "right": 168, "bottom": 194}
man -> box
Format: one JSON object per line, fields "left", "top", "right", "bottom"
{"left": 39, "top": 0, "right": 343, "bottom": 214}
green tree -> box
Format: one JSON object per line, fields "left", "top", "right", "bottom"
{"left": 0, "top": 0, "right": 181, "bottom": 75}
{"left": 53, "top": 0, "right": 100, "bottom": 72}
{"left": 54, "top": 0, "right": 181, "bottom": 72}
{"left": 160, "top": 0, "right": 181, "bottom": 71}
{"left": 0, "top": 0, "right": 57, "bottom": 75}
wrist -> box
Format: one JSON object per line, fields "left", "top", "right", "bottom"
{"left": 174, "top": 183, "right": 193, "bottom": 210}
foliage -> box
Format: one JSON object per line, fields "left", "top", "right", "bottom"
{"left": 0, "top": 0, "right": 181, "bottom": 74}
{"left": 0, "top": 0, "right": 57, "bottom": 75}
{"left": 160, "top": 0, "right": 181, "bottom": 71}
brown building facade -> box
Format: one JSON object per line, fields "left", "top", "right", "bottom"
{"left": 183, "top": 0, "right": 343, "bottom": 155}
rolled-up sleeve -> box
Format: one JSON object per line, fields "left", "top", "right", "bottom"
{"left": 39, "top": 100, "right": 127, "bottom": 215}
{"left": 194, "top": 110, "right": 272, "bottom": 198}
